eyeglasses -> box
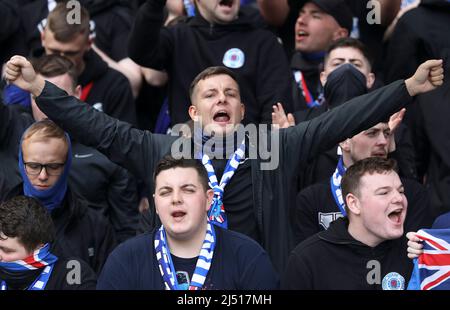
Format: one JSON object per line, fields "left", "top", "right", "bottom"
{"left": 23, "top": 162, "right": 65, "bottom": 176}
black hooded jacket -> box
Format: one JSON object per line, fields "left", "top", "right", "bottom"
{"left": 282, "top": 218, "right": 413, "bottom": 290}
{"left": 128, "top": 0, "right": 293, "bottom": 125}
{"left": 293, "top": 177, "right": 432, "bottom": 245}
{"left": 76, "top": 50, "right": 137, "bottom": 125}
{"left": 385, "top": 0, "right": 450, "bottom": 82}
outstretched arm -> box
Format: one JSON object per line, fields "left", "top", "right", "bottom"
{"left": 4, "top": 55, "right": 172, "bottom": 184}
{"left": 404, "top": 60, "right": 444, "bottom": 96}
{"left": 283, "top": 59, "right": 444, "bottom": 171}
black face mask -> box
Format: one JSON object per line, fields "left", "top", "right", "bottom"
{"left": 323, "top": 63, "right": 368, "bottom": 108}
{"left": 0, "top": 267, "right": 42, "bottom": 290}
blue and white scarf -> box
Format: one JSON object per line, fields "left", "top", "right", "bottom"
{"left": 199, "top": 139, "right": 246, "bottom": 228}
{"left": 154, "top": 223, "right": 216, "bottom": 290}
{"left": 0, "top": 243, "right": 58, "bottom": 290}
{"left": 330, "top": 156, "right": 347, "bottom": 216}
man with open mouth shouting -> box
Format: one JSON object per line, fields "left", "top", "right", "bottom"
{"left": 128, "top": 0, "right": 294, "bottom": 126}
{"left": 97, "top": 156, "right": 278, "bottom": 290}
{"left": 283, "top": 157, "right": 412, "bottom": 290}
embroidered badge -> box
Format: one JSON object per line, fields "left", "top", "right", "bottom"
{"left": 223, "top": 48, "right": 245, "bottom": 69}
{"left": 382, "top": 272, "right": 405, "bottom": 290}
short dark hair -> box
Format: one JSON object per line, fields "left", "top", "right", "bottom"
{"left": 153, "top": 155, "right": 209, "bottom": 191}
{"left": 189, "top": 66, "right": 240, "bottom": 102}
{"left": 47, "top": 2, "right": 90, "bottom": 42}
{"left": 325, "top": 37, "right": 374, "bottom": 69}
{"left": 341, "top": 157, "right": 398, "bottom": 213}
{"left": 31, "top": 54, "right": 78, "bottom": 89}
{"left": 0, "top": 196, "right": 55, "bottom": 253}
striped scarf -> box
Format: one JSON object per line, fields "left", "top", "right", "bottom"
{"left": 200, "top": 138, "right": 246, "bottom": 228}
{"left": 0, "top": 243, "right": 58, "bottom": 290}
{"left": 330, "top": 156, "right": 347, "bottom": 216}
{"left": 154, "top": 222, "right": 216, "bottom": 290}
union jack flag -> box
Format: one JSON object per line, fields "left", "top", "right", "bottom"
{"left": 407, "top": 229, "right": 450, "bottom": 290}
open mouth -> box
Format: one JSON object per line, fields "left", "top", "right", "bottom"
{"left": 219, "top": 0, "right": 233, "bottom": 8}
{"left": 387, "top": 208, "right": 403, "bottom": 225}
{"left": 172, "top": 211, "right": 186, "bottom": 219}
{"left": 297, "top": 30, "right": 309, "bottom": 40}
{"left": 213, "top": 110, "right": 231, "bottom": 123}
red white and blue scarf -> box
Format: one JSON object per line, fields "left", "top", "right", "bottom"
{"left": 0, "top": 243, "right": 58, "bottom": 290}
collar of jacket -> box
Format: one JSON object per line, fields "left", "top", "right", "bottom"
{"left": 50, "top": 187, "right": 88, "bottom": 232}
{"left": 78, "top": 50, "right": 109, "bottom": 87}
{"left": 9, "top": 182, "right": 85, "bottom": 233}
{"left": 290, "top": 51, "right": 323, "bottom": 72}
{"left": 188, "top": 5, "right": 261, "bottom": 32}
{"left": 318, "top": 217, "right": 395, "bottom": 256}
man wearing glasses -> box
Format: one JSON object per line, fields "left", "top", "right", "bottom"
{"left": 6, "top": 119, "right": 116, "bottom": 275}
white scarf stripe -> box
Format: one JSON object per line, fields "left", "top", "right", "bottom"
{"left": 191, "top": 274, "right": 206, "bottom": 284}
{"left": 196, "top": 260, "right": 212, "bottom": 270}
{"left": 201, "top": 138, "right": 246, "bottom": 228}
{"left": 155, "top": 223, "right": 216, "bottom": 290}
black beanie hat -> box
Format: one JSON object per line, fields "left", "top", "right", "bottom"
{"left": 289, "top": 0, "right": 353, "bottom": 34}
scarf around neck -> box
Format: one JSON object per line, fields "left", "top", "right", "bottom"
{"left": 154, "top": 222, "right": 216, "bottom": 290}
{"left": 18, "top": 133, "right": 72, "bottom": 213}
{"left": 0, "top": 243, "right": 58, "bottom": 290}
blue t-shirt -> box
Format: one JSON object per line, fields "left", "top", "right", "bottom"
{"left": 97, "top": 226, "right": 279, "bottom": 290}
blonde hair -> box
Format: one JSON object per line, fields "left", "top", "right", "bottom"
{"left": 22, "top": 119, "right": 69, "bottom": 154}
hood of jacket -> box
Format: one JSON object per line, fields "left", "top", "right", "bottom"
{"left": 7, "top": 183, "right": 87, "bottom": 234}
{"left": 318, "top": 217, "right": 396, "bottom": 257}
{"left": 78, "top": 50, "right": 109, "bottom": 87}
{"left": 187, "top": 5, "right": 265, "bottom": 37}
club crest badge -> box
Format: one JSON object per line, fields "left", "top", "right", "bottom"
{"left": 223, "top": 48, "right": 245, "bottom": 69}
{"left": 382, "top": 272, "right": 405, "bottom": 290}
